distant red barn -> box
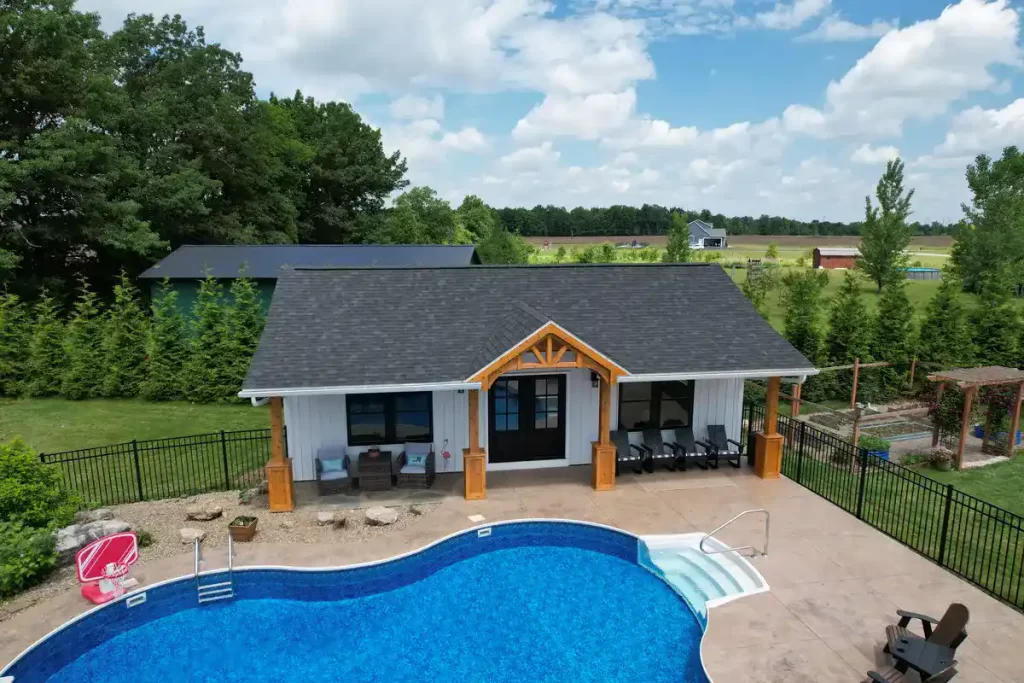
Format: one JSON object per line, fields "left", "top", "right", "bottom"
{"left": 813, "top": 247, "right": 860, "bottom": 270}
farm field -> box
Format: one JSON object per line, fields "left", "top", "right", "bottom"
{"left": 527, "top": 234, "right": 952, "bottom": 268}
{"left": 0, "top": 398, "right": 269, "bottom": 453}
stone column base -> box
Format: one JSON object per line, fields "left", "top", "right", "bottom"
{"left": 265, "top": 458, "right": 295, "bottom": 512}
{"left": 463, "top": 449, "right": 487, "bottom": 500}
{"left": 754, "top": 432, "right": 784, "bottom": 480}
{"left": 591, "top": 442, "right": 616, "bottom": 491}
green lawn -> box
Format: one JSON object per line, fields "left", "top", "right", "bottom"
{"left": 0, "top": 398, "right": 269, "bottom": 453}
{"left": 917, "top": 457, "right": 1024, "bottom": 518}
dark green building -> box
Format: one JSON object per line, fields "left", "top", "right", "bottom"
{"left": 139, "top": 244, "right": 481, "bottom": 315}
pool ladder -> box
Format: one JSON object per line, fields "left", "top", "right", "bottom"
{"left": 699, "top": 508, "right": 770, "bottom": 558}
{"left": 194, "top": 535, "right": 235, "bottom": 604}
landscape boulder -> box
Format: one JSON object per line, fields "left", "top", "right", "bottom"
{"left": 54, "top": 519, "right": 132, "bottom": 565}
{"left": 365, "top": 506, "right": 399, "bottom": 526}
{"left": 74, "top": 508, "right": 115, "bottom": 523}
{"left": 185, "top": 504, "right": 223, "bottom": 521}
{"left": 179, "top": 528, "right": 206, "bottom": 544}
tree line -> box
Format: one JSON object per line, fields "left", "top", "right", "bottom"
{"left": 0, "top": 273, "right": 265, "bottom": 403}
{"left": 752, "top": 149, "right": 1024, "bottom": 410}
{"left": 495, "top": 204, "right": 957, "bottom": 240}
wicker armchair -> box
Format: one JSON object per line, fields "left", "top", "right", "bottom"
{"left": 397, "top": 443, "right": 436, "bottom": 489}
{"left": 316, "top": 448, "right": 351, "bottom": 495}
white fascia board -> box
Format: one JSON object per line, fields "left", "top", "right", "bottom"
{"left": 618, "top": 368, "right": 819, "bottom": 383}
{"left": 238, "top": 380, "right": 482, "bottom": 399}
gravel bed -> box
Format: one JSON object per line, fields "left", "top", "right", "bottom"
{"left": 0, "top": 491, "right": 438, "bottom": 621}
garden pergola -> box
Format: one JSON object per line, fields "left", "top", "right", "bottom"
{"left": 928, "top": 366, "right": 1024, "bottom": 469}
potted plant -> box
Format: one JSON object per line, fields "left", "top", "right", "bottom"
{"left": 228, "top": 515, "right": 258, "bottom": 542}
{"left": 858, "top": 434, "right": 891, "bottom": 461}
{"left": 929, "top": 448, "right": 954, "bottom": 472}
{"left": 367, "top": 445, "right": 381, "bottom": 458}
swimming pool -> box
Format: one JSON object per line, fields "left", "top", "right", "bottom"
{"left": 3, "top": 521, "right": 709, "bottom": 683}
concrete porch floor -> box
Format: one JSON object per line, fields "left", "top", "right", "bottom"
{"left": 3, "top": 466, "right": 1023, "bottom": 682}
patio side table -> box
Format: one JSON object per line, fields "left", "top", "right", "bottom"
{"left": 358, "top": 451, "right": 393, "bottom": 491}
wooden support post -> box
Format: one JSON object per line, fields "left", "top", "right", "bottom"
{"left": 851, "top": 404, "right": 863, "bottom": 453}
{"left": 591, "top": 377, "right": 616, "bottom": 491}
{"left": 908, "top": 358, "right": 917, "bottom": 390}
{"left": 850, "top": 357, "right": 860, "bottom": 409}
{"left": 463, "top": 389, "right": 487, "bottom": 500}
{"left": 932, "top": 382, "right": 945, "bottom": 447}
{"left": 265, "top": 397, "right": 294, "bottom": 512}
{"left": 755, "top": 377, "right": 784, "bottom": 479}
{"left": 956, "top": 387, "right": 975, "bottom": 470}
{"left": 1009, "top": 381, "right": 1024, "bottom": 460}
{"left": 791, "top": 382, "right": 803, "bottom": 418}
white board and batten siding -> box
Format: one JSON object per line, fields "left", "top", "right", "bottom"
{"left": 282, "top": 374, "right": 745, "bottom": 481}
{"left": 283, "top": 390, "right": 485, "bottom": 482}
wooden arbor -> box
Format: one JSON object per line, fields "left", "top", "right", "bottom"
{"left": 466, "top": 322, "right": 628, "bottom": 498}
{"left": 928, "top": 366, "right": 1024, "bottom": 469}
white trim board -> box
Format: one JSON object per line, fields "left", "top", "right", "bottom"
{"left": 239, "top": 381, "right": 481, "bottom": 399}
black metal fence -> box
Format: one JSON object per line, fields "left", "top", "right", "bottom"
{"left": 745, "top": 403, "right": 1024, "bottom": 612}
{"left": 40, "top": 429, "right": 275, "bottom": 506}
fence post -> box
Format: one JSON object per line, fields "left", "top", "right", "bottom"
{"left": 132, "top": 440, "right": 144, "bottom": 502}
{"left": 220, "top": 430, "right": 231, "bottom": 490}
{"left": 937, "top": 484, "right": 954, "bottom": 567}
{"left": 855, "top": 449, "right": 868, "bottom": 520}
{"left": 795, "top": 421, "right": 806, "bottom": 483}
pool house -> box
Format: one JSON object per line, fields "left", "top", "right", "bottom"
{"left": 238, "top": 263, "right": 817, "bottom": 509}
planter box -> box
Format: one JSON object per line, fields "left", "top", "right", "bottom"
{"left": 866, "top": 449, "right": 890, "bottom": 461}
{"left": 972, "top": 424, "right": 1022, "bottom": 444}
{"left": 228, "top": 517, "right": 258, "bottom": 542}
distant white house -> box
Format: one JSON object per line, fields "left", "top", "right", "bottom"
{"left": 688, "top": 220, "right": 728, "bottom": 249}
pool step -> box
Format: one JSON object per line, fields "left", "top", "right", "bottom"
{"left": 197, "top": 579, "right": 234, "bottom": 604}
{"left": 640, "top": 533, "right": 769, "bottom": 618}
{"left": 194, "top": 535, "right": 236, "bottom": 605}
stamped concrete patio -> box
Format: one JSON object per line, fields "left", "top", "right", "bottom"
{"left": 3, "top": 467, "right": 1022, "bottom": 682}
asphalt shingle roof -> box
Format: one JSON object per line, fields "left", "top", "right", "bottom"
{"left": 242, "top": 264, "right": 814, "bottom": 392}
{"left": 138, "top": 244, "right": 480, "bottom": 279}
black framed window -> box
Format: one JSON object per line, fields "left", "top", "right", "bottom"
{"left": 346, "top": 392, "right": 433, "bottom": 445}
{"left": 617, "top": 381, "right": 694, "bottom": 430}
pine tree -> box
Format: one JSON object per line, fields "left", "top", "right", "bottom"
{"left": 918, "top": 274, "right": 973, "bottom": 369}
{"left": 971, "top": 294, "right": 1020, "bottom": 367}
{"left": 140, "top": 280, "right": 187, "bottom": 401}
{"left": 781, "top": 269, "right": 829, "bottom": 401}
{"left": 872, "top": 280, "right": 916, "bottom": 401}
{"left": 184, "top": 276, "right": 235, "bottom": 403}
{"left": 0, "top": 292, "right": 29, "bottom": 396}
{"left": 101, "top": 271, "right": 149, "bottom": 398}
{"left": 226, "top": 276, "right": 266, "bottom": 396}
{"left": 826, "top": 272, "right": 872, "bottom": 399}
{"left": 62, "top": 279, "right": 106, "bottom": 400}
{"left": 663, "top": 213, "right": 692, "bottom": 263}
{"left": 24, "top": 293, "right": 66, "bottom": 397}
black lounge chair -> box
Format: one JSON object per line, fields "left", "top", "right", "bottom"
{"left": 704, "top": 424, "right": 743, "bottom": 469}
{"left": 610, "top": 430, "right": 645, "bottom": 475}
{"left": 640, "top": 428, "right": 676, "bottom": 472}
{"left": 665, "top": 427, "right": 709, "bottom": 471}
{"left": 868, "top": 663, "right": 958, "bottom": 683}
{"left": 883, "top": 603, "right": 969, "bottom": 656}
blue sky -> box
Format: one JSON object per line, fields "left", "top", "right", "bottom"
{"left": 80, "top": 0, "right": 1024, "bottom": 222}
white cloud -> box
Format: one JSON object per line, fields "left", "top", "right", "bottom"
{"left": 798, "top": 14, "right": 896, "bottom": 42}
{"left": 755, "top": 0, "right": 831, "bottom": 30}
{"left": 934, "top": 98, "right": 1024, "bottom": 157}
{"left": 512, "top": 89, "right": 637, "bottom": 141}
{"left": 390, "top": 94, "right": 445, "bottom": 120}
{"left": 783, "top": 0, "right": 1022, "bottom": 139}
{"left": 851, "top": 144, "right": 901, "bottom": 164}
{"left": 381, "top": 119, "right": 489, "bottom": 162}
{"left": 499, "top": 141, "right": 561, "bottom": 170}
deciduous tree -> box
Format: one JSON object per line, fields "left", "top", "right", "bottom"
{"left": 663, "top": 214, "right": 692, "bottom": 263}
{"left": 860, "top": 159, "right": 915, "bottom": 291}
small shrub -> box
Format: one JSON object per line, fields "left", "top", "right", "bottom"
{"left": 858, "top": 434, "right": 892, "bottom": 452}
{"left": 912, "top": 259, "right": 923, "bottom": 268}
{"left": 0, "top": 439, "right": 81, "bottom": 529}
{"left": 928, "top": 447, "right": 954, "bottom": 471}
{"left": 230, "top": 515, "right": 257, "bottom": 526}
{"left": 135, "top": 529, "right": 155, "bottom": 548}
{"left": 900, "top": 452, "right": 929, "bottom": 466}
{"left": 0, "top": 521, "right": 58, "bottom": 597}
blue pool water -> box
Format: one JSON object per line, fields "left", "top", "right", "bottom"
{"left": 6, "top": 524, "right": 707, "bottom": 683}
